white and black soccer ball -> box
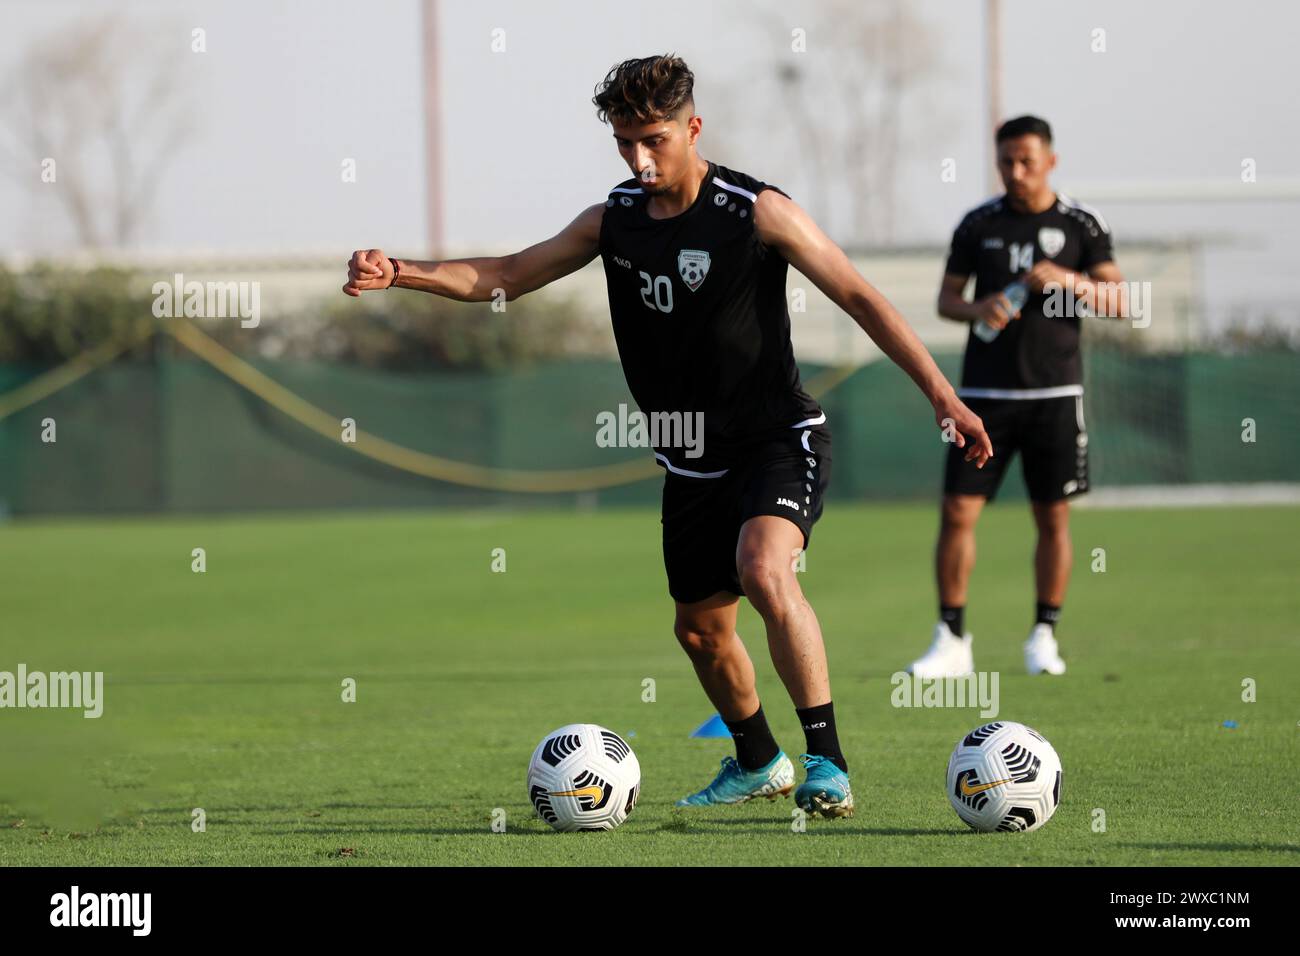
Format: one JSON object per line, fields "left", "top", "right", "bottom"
{"left": 527, "top": 724, "right": 641, "bottom": 832}
{"left": 946, "top": 721, "right": 1062, "bottom": 833}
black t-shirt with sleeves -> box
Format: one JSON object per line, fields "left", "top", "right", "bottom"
{"left": 945, "top": 193, "right": 1115, "bottom": 392}
{"left": 598, "top": 160, "right": 824, "bottom": 475}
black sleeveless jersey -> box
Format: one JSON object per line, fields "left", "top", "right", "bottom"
{"left": 598, "top": 160, "right": 824, "bottom": 476}
{"left": 945, "top": 193, "right": 1115, "bottom": 394}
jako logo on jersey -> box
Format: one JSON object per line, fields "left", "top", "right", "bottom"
{"left": 613, "top": 255, "right": 631, "bottom": 269}
{"left": 777, "top": 497, "right": 799, "bottom": 511}
{"left": 677, "top": 249, "right": 711, "bottom": 291}
{"left": 981, "top": 237, "right": 1004, "bottom": 249}
{"left": 1038, "top": 227, "right": 1066, "bottom": 257}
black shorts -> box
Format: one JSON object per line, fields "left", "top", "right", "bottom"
{"left": 661, "top": 425, "right": 832, "bottom": 604}
{"left": 944, "top": 394, "right": 1089, "bottom": 503}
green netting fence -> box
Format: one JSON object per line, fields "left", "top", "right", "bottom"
{"left": 1, "top": 346, "right": 1297, "bottom": 516}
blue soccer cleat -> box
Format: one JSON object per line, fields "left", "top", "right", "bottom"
{"left": 795, "top": 753, "right": 854, "bottom": 818}
{"left": 675, "top": 752, "right": 795, "bottom": 807}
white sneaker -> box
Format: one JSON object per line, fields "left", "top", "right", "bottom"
{"left": 1024, "top": 623, "right": 1067, "bottom": 675}
{"left": 907, "top": 622, "right": 974, "bottom": 678}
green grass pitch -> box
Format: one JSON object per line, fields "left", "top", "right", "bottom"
{"left": 1, "top": 502, "right": 1297, "bottom": 866}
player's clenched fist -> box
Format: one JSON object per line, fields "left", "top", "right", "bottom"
{"left": 342, "top": 249, "right": 395, "bottom": 296}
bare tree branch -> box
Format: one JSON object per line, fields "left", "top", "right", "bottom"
{"left": 0, "top": 15, "right": 195, "bottom": 249}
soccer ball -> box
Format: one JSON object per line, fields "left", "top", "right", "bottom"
{"left": 527, "top": 723, "right": 641, "bottom": 832}
{"left": 946, "top": 721, "right": 1062, "bottom": 833}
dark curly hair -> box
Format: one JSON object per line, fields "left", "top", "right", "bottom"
{"left": 592, "top": 54, "right": 695, "bottom": 125}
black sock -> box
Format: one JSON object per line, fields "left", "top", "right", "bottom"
{"left": 795, "top": 701, "right": 848, "bottom": 773}
{"left": 940, "top": 604, "right": 966, "bottom": 636}
{"left": 723, "top": 704, "right": 780, "bottom": 771}
{"left": 1036, "top": 602, "right": 1061, "bottom": 630}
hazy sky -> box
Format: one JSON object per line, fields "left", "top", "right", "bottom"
{"left": 2, "top": 0, "right": 1297, "bottom": 317}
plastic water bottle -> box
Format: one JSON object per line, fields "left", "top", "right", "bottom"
{"left": 973, "top": 280, "right": 1029, "bottom": 343}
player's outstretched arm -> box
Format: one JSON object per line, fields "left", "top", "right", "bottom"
{"left": 342, "top": 203, "right": 605, "bottom": 302}
{"left": 754, "top": 189, "right": 993, "bottom": 467}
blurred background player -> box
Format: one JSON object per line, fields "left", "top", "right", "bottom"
{"left": 907, "top": 115, "right": 1128, "bottom": 678}
{"left": 344, "top": 54, "right": 991, "bottom": 817}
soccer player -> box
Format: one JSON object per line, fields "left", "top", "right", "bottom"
{"left": 343, "top": 55, "right": 991, "bottom": 818}
{"left": 907, "top": 115, "right": 1127, "bottom": 679}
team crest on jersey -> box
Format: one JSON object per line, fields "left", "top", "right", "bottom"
{"left": 677, "top": 249, "right": 711, "bottom": 292}
{"left": 1037, "top": 227, "right": 1066, "bottom": 258}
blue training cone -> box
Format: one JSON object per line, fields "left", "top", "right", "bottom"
{"left": 690, "top": 713, "right": 731, "bottom": 738}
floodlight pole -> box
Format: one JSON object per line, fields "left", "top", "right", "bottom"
{"left": 986, "top": 0, "right": 1003, "bottom": 194}
{"left": 421, "top": 0, "right": 444, "bottom": 259}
